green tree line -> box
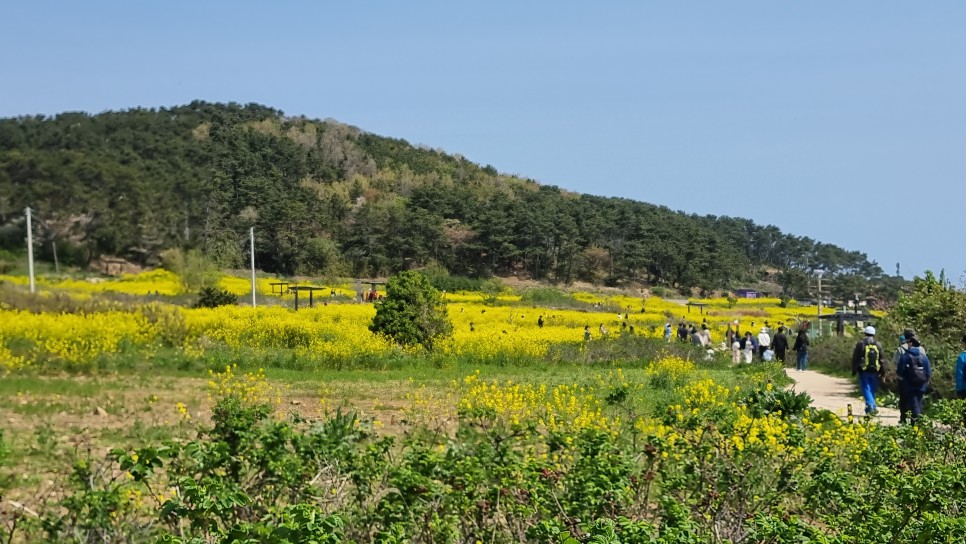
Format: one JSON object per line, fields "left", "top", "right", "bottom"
{"left": 0, "top": 101, "right": 897, "bottom": 297}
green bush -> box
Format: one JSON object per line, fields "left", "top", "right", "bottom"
{"left": 520, "top": 286, "right": 573, "bottom": 305}
{"left": 650, "top": 285, "right": 678, "bottom": 299}
{"left": 370, "top": 271, "right": 452, "bottom": 351}
{"left": 193, "top": 286, "right": 238, "bottom": 308}
{"left": 806, "top": 334, "right": 855, "bottom": 375}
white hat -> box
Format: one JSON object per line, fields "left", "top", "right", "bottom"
{"left": 864, "top": 325, "right": 876, "bottom": 335}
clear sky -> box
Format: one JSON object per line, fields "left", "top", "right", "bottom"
{"left": 2, "top": 2, "right": 964, "bottom": 280}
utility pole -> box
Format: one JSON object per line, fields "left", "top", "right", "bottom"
{"left": 24, "top": 206, "right": 37, "bottom": 293}
{"left": 816, "top": 271, "right": 824, "bottom": 336}
{"left": 25, "top": 207, "right": 35, "bottom": 293}
{"left": 250, "top": 227, "right": 256, "bottom": 308}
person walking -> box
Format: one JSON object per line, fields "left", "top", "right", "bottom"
{"left": 772, "top": 326, "right": 789, "bottom": 363}
{"left": 740, "top": 332, "right": 756, "bottom": 364}
{"left": 893, "top": 328, "right": 926, "bottom": 420}
{"left": 956, "top": 335, "right": 966, "bottom": 400}
{"left": 852, "top": 326, "right": 886, "bottom": 416}
{"left": 757, "top": 327, "right": 771, "bottom": 361}
{"left": 792, "top": 328, "right": 809, "bottom": 371}
{"left": 896, "top": 335, "right": 932, "bottom": 424}
{"left": 664, "top": 323, "right": 672, "bottom": 342}
{"left": 583, "top": 325, "right": 591, "bottom": 342}
{"left": 691, "top": 327, "right": 704, "bottom": 347}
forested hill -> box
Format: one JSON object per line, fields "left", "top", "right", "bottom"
{"left": 0, "top": 101, "right": 898, "bottom": 299}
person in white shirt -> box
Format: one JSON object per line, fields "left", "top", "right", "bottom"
{"left": 757, "top": 327, "right": 771, "bottom": 361}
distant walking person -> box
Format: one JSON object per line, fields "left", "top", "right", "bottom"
{"left": 793, "top": 328, "right": 809, "bottom": 371}
{"left": 772, "top": 326, "right": 788, "bottom": 363}
{"left": 731, "top": 337, "right": 741, "bottom": 363}
{"left": 896, "top": 335, "right": 932, "bottom": 424}
{"left": 691, "top": 327, "right": 703, "bottom": 347}
{"left": 740, "top": 332, "right": 756, "bottom": 364}
{"left": 664, "top": 323, "right": 672, "bottom": 342}
{"left": 757, "top": 327, "right": 771, "bottom": 361}
{"left": 852, "top": 326, "right": 886, "bottom": 416}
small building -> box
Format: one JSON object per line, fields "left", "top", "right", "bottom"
{"left": 734, "top": 288, "right": 759, "bottom": 299}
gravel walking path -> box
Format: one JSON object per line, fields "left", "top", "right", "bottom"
{"left": 785, "top": 369, "right": 900, "bottom": 426}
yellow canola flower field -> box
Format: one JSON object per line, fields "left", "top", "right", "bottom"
{"left": 457, "top": 371, "right": 617, "bottom": 434}
{"left": 0, "top": 309, "right": 154, "bottom": 367}
{"left": 184, "top": 305, "right": 400, "bottom": 361}
{"left": 1, "top": 270, "right": 185, "bottom": 296}
{"left": 0, "top": 269, "right": 856, "bottom": 370}
{"left": 450, "top": 357, "right": 869, "bottom": 476}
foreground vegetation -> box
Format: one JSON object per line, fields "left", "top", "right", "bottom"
{"left": 4, "top": 359, "right": 966, "bottom": 543}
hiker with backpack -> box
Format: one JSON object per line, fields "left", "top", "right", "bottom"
{"left": 852, "top": 326, "right": 886, "bottom": 416}
{"left": 893, "top": 329, "right": 927, "bottom": 423}
{"left": 896, "top": 335, "right": 932, "bottom": 423}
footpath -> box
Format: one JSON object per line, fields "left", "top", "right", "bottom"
{"left": 785, "top": 369, "right": 900, "bottom": 426}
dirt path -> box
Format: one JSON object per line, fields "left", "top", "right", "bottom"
{"left": 785, "top": 369, "right": 900, "bottom": 425}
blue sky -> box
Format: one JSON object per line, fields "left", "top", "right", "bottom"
{"left": 2, "top": 2, "right": 964, "bottom": 280}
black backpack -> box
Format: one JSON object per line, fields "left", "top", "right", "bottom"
{"left": 905, "top": 353, "right": 929, "bottom": 387}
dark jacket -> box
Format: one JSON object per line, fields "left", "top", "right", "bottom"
{"left": 852, "top": 337, "right": 886, "bottom": 375}
{"left": 793, "top": 332, "right": 809, "bottom": 353}
{"left": 896, "top": 346, "right": 932, "bottom": 393}
{"left": 772, "top": 332, "right": 788, "bottom": 353}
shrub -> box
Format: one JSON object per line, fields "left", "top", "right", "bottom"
{"left": 520, "top": 286, "right": 573, "bottom": 305}
{"left": 742, "top": 386, "right": 813, "bottom": 419}
{"left": 370, "top": 271, "right": 452, "bottom": 351}
{"left": 650, "top": 285, "right": 677, "bottom": 298}
{"left": 194, "top": 286, "right": 237, "bottom": 308}
{"left": 806, "top": 334, "right": 855, "bottom": 375}
{"left": 160, "top": 248, "right": 219, "bottom": 291}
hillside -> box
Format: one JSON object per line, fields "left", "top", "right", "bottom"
{"left": 0, "top": 101, "right": 900, "bottom": 299}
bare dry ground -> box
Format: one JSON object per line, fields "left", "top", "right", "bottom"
{"left": 0, "top": 372, "right": 437, "bottom": 503}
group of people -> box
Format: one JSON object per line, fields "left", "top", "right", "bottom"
{"left": 667, "top": 321, "right": 715, "bottom": 347}
{"left": 850, "top": 326, "right": 966, "bottom": 424}
{"left": 661, "top": 319, "right": 814, "bottom": 367}
{"left": 851, "top": 326, "right": 937, "bottom": 424}
{"left": 722, "top": 323, "right": 810, "bottom": 367}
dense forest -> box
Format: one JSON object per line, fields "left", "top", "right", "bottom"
{"left": 0, "top": 101, "right": 903, "bottom": 300}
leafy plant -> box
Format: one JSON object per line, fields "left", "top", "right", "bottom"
{"left": 194, "top": 286, "right": 237, "bottom": 309}
{"left": 370, "top": 271, "right": 452, "bottom": 351}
